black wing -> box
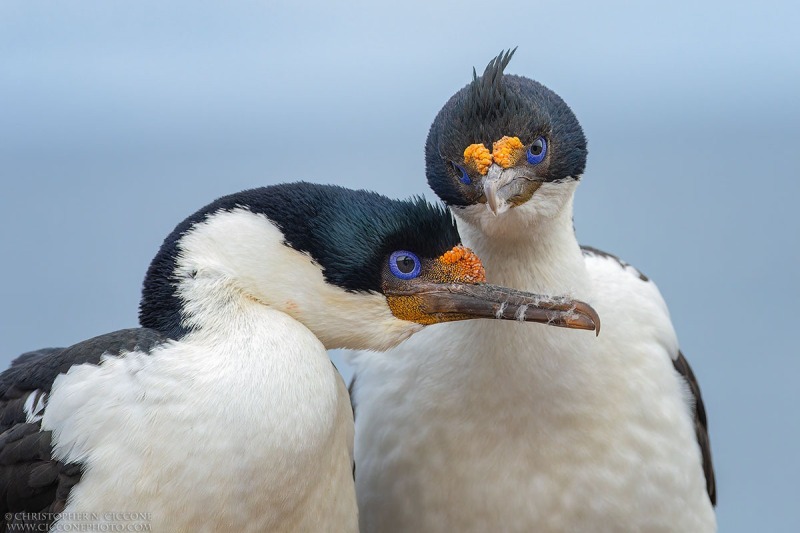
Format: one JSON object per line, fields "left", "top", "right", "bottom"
{"left": 347, "top": 372, "right": 358, "bottom": 479}
{"left": 8, "top": 349, "right": 65, "bottom": 368}
{"left": 673, "top": 350, "right": 716, "bottom": 506}
{"left": 0, "top": 328, "right": 167, "bottom": 531}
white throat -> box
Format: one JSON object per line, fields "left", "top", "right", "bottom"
{"left": 455, "top": 181, "right": 589, "bottom": 298}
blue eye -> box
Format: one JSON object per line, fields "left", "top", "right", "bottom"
{"left": 389, "top": 251, "right": 421, "bottom": 280}
{"left": 452, "top": 163, "right": 471, "bottom": 185}
{"left": 526, "top": 137, "right": 547, "bottom": 165}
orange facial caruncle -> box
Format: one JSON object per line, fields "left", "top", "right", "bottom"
{"left": 463, "top": 144, "right": 492, "bottom": 175}
{"left": 462, "top": 136, "right": 526, "bottom": 176}
{"left": 437, "top": 245, "right": 486, "bottom": 283}
{"left": 492, "top": 136, "right": 525, "bottom": 168}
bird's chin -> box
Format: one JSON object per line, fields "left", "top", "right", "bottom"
{"left": 456, "top": 180, "right": 578, "bottom": 233}
{"left": 486, "top": 179, "right": 543, "bottom": 216}
{"left": 453, "top": 200, "right": 539, "bottom": 238}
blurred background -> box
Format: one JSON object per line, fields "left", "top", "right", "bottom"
{"left": 1, "top": 1, "right": 797, "bottom": 530}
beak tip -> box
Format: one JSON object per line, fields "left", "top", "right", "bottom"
{"left": 586, "top": 305, "right": 601, "bottom": 336}
{"left": 592, "top": 312, "right": 601, "bottom": 337}
{"left": 565, "top": 301, "right": 601, "bottom": 335}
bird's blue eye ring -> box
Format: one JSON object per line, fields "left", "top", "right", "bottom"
{"left": 526, "top": 137, "right": 547, "bottom": 165}
{"left": 452, "top": 162, "right": 471, "bottom": 185}
{"left": 389, "top": 251, "right": 421, "bottom": 280}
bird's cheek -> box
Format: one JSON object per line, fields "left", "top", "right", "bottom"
{"left": 386, "top": 294, "right": 478, "bottom": 326}
{"left": 386, "top": 295, "right": 439, "bottom": 325}
{"left": 505, "top": 179, "right": 543, "bottom": 208}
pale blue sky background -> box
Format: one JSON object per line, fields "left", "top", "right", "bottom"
{"left": 1, "top": 1, "right": 798, "bottom": 530}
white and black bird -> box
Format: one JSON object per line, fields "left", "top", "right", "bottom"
{"left": 350, "top": 51, "right": 716, "bottom": 531}
{"left": 0, "top": 182, "right": 600, "bottom": 532}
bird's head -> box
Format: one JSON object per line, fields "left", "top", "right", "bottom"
{"left": 426, "top": 49, "right": 587, "bottom": 234}
{"left": 139, "top": 183, "right": 598, "bottom": 351}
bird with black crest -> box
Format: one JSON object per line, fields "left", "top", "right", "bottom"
{"left": 349, "top": 50, "right": 716, "bottom": 532}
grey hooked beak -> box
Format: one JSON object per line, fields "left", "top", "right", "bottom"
{"left": 388, "top": 282, "right": 600, "bottom": 334}
{"left": 483, "top": 164, "right": 543, "bottom": 216}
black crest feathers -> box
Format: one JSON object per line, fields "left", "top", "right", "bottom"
{"left": 468, "top": 48, "right": 517, "bottom": 122}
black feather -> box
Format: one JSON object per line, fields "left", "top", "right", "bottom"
{"left": 9, "top": 349, "right": 63, "bottom": 368}
{"left": 468, "top": 48, "right": 517, "bottom": 123}
{"left": 673, "top": 350, "right": 716, "bottom": 506}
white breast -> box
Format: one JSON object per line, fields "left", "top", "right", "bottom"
{"left": 350, "top": 206, "right": 715, "bottom": 532}
{"left": 43, "top": 307, "right": 357, "bottom": 533}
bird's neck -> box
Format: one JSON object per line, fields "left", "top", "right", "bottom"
{"left": 447, "top": 193, "right": 598, "bottom": 396}
{"left": 456, "top": 194, "right": 589, "bottom": 298}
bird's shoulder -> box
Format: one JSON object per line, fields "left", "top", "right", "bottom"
{"left": 1, "top": 328, "right": 167, "bottom": 401}
{"left": 580, "top": 244, "right": 675, "bottom": 347}
{"left": 580, "top": 245, "right": 715, "bottom": 506}
{"left": 0, "top": 327, "right": 168, "bottom": 529}
{"left": 580, "top": 245, "right": 650, "bottom": 284}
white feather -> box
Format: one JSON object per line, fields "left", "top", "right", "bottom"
{"left": 23, "top": 389, "right": 47, "bottom": 423}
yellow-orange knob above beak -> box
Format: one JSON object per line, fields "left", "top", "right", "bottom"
{"left": 463, "top": 144, "right": 492, "bottom": 176}
{"left": 492, "top": 136, "right": 524, "bottom": 168}
{"left": 438, "top": 245, "right": 487, "bottom": 283}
